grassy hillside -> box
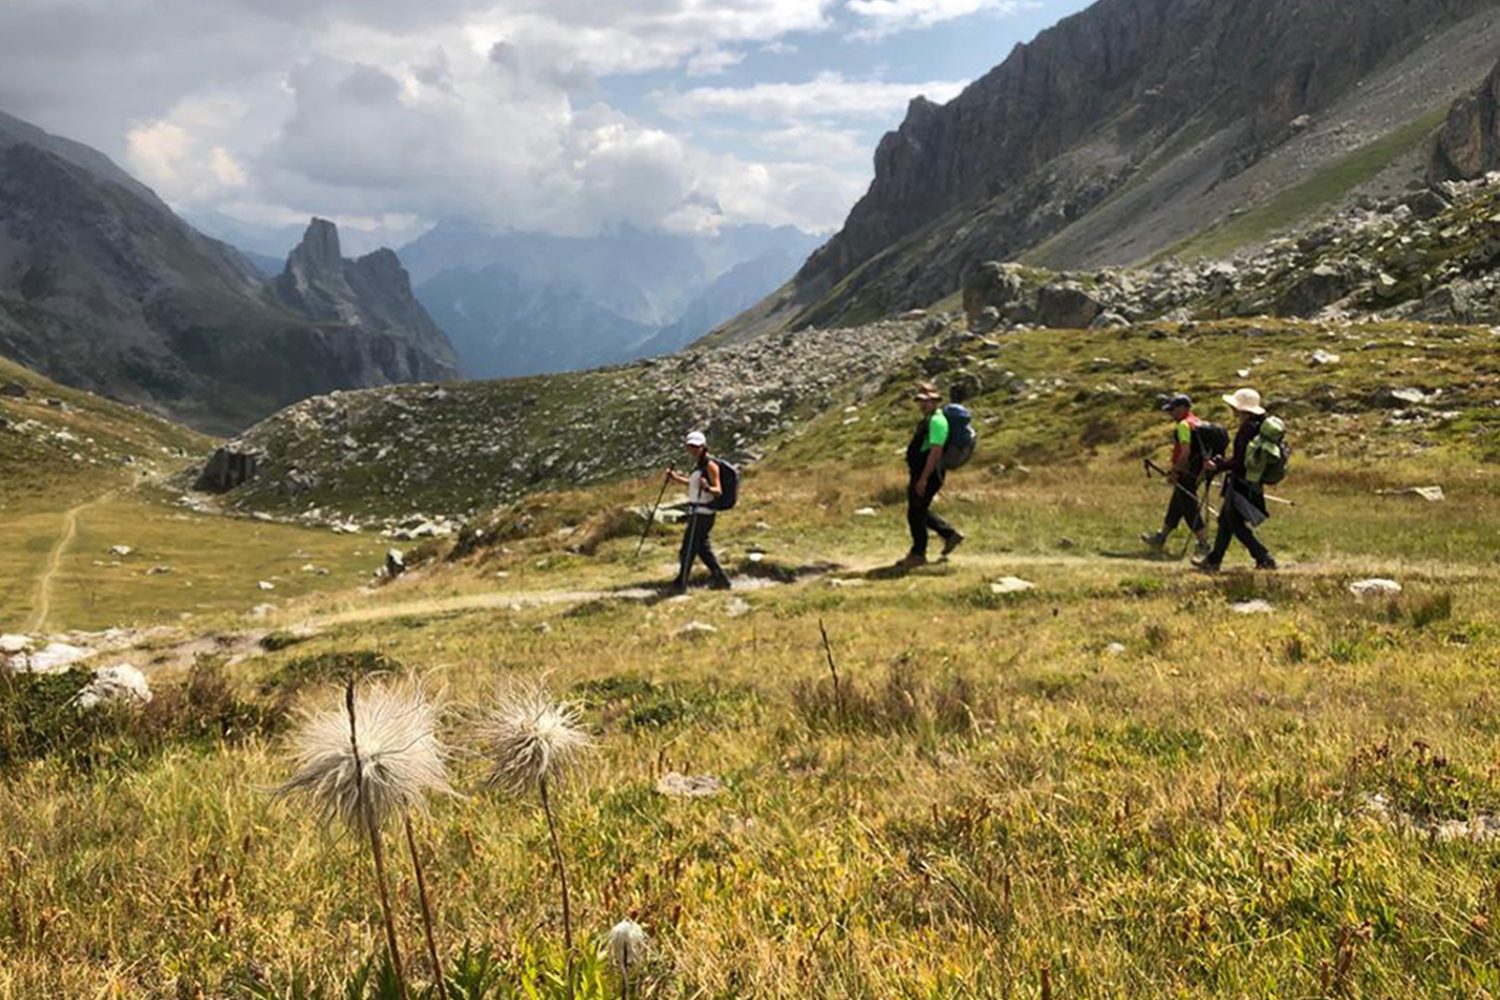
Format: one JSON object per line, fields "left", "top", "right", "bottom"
{"left": 3, "top": 316, "right": 1500, "bottom": 995}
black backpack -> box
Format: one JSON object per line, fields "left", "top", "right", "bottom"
{"left": 708, "top": 456, "right": 739, "bottom": 511}
{"left": 1190, "top": 422, "right": 1230, "bottom": 474}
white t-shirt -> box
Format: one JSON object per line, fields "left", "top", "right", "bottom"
{"left": 687, "top": 462, "right": 717, "bottom": 514}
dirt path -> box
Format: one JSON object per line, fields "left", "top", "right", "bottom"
{"left": 25, "top": 494, "right": 106, "bottom": 633}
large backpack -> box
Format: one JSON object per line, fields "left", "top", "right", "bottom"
{"left": 1245, "top": 416, "right": 1289, "bottom": 486}
{"left": 1189, "top": 421, "right": 1230, "bottom": 475}
{"left": 941, "top": 403, "right": 978, "bottom": 470}
{"left": 708, "top": 456, "right": 740, "bottom": 511}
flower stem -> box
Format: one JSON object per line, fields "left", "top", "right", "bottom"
{"left": 539, "top": 776, "right": 574, "bottom": 996}
{"left": 404, "top": 814, "right": 449, "bottom": 1000}
{"left": 347, "top": 680, "right": 409, "bottom": 1000}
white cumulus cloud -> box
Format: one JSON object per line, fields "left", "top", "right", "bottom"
{"left": 845, "top": 0, "right": 1039, "bottom": 39}
{"left": 655, "top": 71, "right": 967, "bottom": 121}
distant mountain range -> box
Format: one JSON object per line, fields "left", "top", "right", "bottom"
{"left": 0, "top": 110, "right": 457, "bottom": 434}
{"left": 397, "top": 221, "right": 821, "bottom": 378}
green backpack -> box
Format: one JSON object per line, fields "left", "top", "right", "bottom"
{"left": 1245, "top": 416, "right": 1289, "bottom": 486}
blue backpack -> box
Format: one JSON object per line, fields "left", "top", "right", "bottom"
{"left": 941, "top": 404, "right": 977, "bottom": 470}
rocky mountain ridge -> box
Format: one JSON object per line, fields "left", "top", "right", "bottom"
{"left": 713, "top": 0, "right": 1500, "bottom": 342}
{"left": 0, "top": 112, "right": 458, "bottom": 434}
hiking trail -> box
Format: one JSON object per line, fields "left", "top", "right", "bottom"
{"left": 25, "top": 493, "right": 108, "bottom": 633}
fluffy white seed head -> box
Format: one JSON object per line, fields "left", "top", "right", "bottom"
{"left": 277, "top": 680, "right": 452, "bottom": 836}
{"left": 606, "top": 919, "right": 647, "bottom": 973}
{"left": 480, "top": 687, "right": 591, "bottom": 793}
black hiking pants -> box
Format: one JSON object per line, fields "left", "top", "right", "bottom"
{"left": 1207, "top": 484, "right": 1272, "bottom": 567}
{"left": 1162, "top": 478, "right": 1205, "bottom": 534}
{"left": 907, "top": 477, "right": 957, "bottom": 558}
{"left": 677, "top": 511, "right": 729, "bottom": 588}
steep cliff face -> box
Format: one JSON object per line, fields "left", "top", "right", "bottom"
{"left": 718, "top": 0, "right": 1499, "bottom": 341}
{"left": 274, "top": 219, "right": 458, "bottom": 372}
{"left": 1433, "top": 57, "right": 1500, "bottom": 181}
{"left": 0, "top": 115, "right": 458, "bottom": 433}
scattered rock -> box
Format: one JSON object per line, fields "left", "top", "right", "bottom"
{"left": 675, "top": 621, "right": 718, "bottom": 637}
{"left": 109, "top": 544, "right": 133, "bottom": 557}
{"left": 0, "top": 380, "right": 26, "bottom": 398}
{"left": 1036, "top": 282, "right": 1103, "bottom": 329}
{"left": 1103, "top": 642, "right": 1127, "bottom": 656}
{"left": 1310, "top": 349, "right": 1342, "bottom": 366}
{"left": 257, "top": 580, "right": 276, "bottom": 591}
{"left": 1349, "top": 578, "right": 1402, "bottom": 597}
{"left": 725, "top": 598, "right": 753, "bottom": 618}
{"left": 1231, "top": 599, "right": 1275, "bottom": 615}
{"left": 385, "top": 548, "right": 406, "bottom": 578}
{"left": 853, "top": 507, "right": 878, "bottom": 517}
{"left": 990, "top": 577, "right": 1035, "bottom": 595}
{"left": 655, "top": 772, "right": 725, "bottom": 798}
{"left": 0, "top": 634, "right": 30, "bottom": 655}
{"left": 146, "top": 565, "right": 172, "bottom": 575}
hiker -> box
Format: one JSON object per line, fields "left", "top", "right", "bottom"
{"left": 900, "top": 382, "right": 963, "bottom": 567}
{"left": 1142, "top": 393, "right": 1211, "bottom": 557}
{"left": 1193, "top": 388, "right": 1277, "bottom": 573}
{"left": 665, "top": 431, "right": 732, "bottom": 592}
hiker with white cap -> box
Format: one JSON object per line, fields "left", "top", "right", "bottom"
{"left": 898, "top": 381, "right": 964, "bottom": 568}
{"left": 1193, "top": 388, "right": 1278, "bottom": 573}
{"left": 664, "top": 431, "right": 733, "bottom": 592}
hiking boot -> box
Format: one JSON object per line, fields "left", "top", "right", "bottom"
{"left": 1195, "top": 537, "right": 1213, "bottom": 558}
{"left": 896, "top": 552, "right": 928, "bottom": 569}
{"left": 1190, "top": 556, "right": 1220, "bottom": 574}
{"left": 709, "top": 577, "right": 733, "bottom": 591}
{"left": 1141, "top": 531, "right": 1167, "bottom": 550}
{"left": 665, "top": 580, "right": 688, "bottom": 595}
{"left": 1256, "top": 558, "right": 1278, "bottom": 571}
{"left": 941, "top": 533, "right": 965, "bottom": 558}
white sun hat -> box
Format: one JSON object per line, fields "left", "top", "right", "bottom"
{"left": 684, "top": 431, "right": 707, "bottom": 447}
{"left": 1221, "top": 387, "right": 1266, "bottom": 415}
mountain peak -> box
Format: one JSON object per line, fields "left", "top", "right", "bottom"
{"left": 287, "top": 217, "right": 343, "bottom": 276}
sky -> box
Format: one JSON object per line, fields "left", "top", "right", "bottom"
{"left": 0, "top": 0, "right": 1094, "bottom": 254}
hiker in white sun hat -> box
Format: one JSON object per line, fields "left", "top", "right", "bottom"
{"left": 1193, "top": 387, "right": 1278, "bottom": 573}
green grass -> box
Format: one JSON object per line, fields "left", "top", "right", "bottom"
{"left": 1168, "top": 107, "right": 1450, "bottom": 261}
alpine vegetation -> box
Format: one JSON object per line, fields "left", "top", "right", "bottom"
{"left": 605, "top": 920, "right": 648, "bottom": 998}
{"left": 278, "top": 678, "right": 453, "bottom": 999}
{"left": 479, "top": 687, "right": 593, "bottom": 986}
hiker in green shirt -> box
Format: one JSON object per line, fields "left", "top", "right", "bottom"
{"left": 898, "top": 382, "right": 963, "bottom": 567}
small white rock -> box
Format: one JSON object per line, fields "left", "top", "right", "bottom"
{"left": 1349, "top": 578, "right": 1402, "bottom": 597}
{"left": 257, "top": 580, "right": 276, "bottom": 591}
{"left": 1104, "top": 642, "right": 1127, "bottom": 656}
{"left": 675, "top": 621, "right": 718, "bottom": 637}
{"left": 853, "top": 507, "right": 878, "bottom": 517}
{"left": 990, "top": 577, "right": 1035, "bottom": 594}
{"left": 1231, "top": 599, "right": 1275, "bottom": 615}
{"left": 109, "top": 545, "right": 133, "bottom": 557}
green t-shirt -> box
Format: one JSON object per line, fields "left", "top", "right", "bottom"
{"left": 1175, "top": 419, "right": 1193, "bottom": 445}
{"left": 926, "top": 410, "right": 950, "bottom": 450}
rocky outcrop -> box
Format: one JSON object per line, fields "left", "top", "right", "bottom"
{"left": 0, "top": 113, "right": 459, "bottom": 434}
{"left": 195, "top": 447, "right": 260, "bottom": 493}
{"left": 1433, "top": 57, "right": 1500, "bottom": 181}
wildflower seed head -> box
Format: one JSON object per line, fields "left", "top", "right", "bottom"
{"left": 606, "top": 919, "right": 647, "bottom": 972}
{"left": 480, "top": 687, "right": 591, "bottom": 793}
{"left": 277, "top": 680, "right": 452, "bottom": 836}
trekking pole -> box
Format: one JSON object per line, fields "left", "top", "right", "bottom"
{"left": 1147, "top": 458, "right": 1219, "bottom": 516}
{"left": 635, "top": 470, "right": 673, "bottom": 560}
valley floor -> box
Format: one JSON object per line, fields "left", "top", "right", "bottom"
{"left": 3, "top": 446, "right": 1500, "bottom": 997}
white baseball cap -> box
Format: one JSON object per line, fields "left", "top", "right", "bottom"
{"left": 685, "top": 431, "right": 707, "bottom": 447}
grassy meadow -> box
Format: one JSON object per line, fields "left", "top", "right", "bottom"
{"left": 3, "top": 319, "right": 1500, "bottom": 997}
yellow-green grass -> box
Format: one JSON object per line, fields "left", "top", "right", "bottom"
{"left": 4, "top": 443, "right": 1500, "bottom": 996}
{"left": 5, "top": 319, "right": 1500, "bottom": 996}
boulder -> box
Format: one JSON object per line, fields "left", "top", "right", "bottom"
{"left": 962, "top": 261, "right": 1026, "bottom": 327}
{"left": 1277, "top": 264, "right": 1353, "bottom": 316}
{"left": 0, "top": 380, "right": 26, "bottom": 398}
{"left": 195, "top": 447, "right": 260, "bottom": 493}
{"left": 74, "top": 665, "right": 153, "bottom": 710}
{"left": 385, "top": 548, "right": 406, "bottom": 578}
{"left": 1035, "top": 283, "right": 1103, "bottom": 329}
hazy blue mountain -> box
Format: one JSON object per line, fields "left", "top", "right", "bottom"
{"left": 403, "top": 222, "right": 820, "bottom": 377}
